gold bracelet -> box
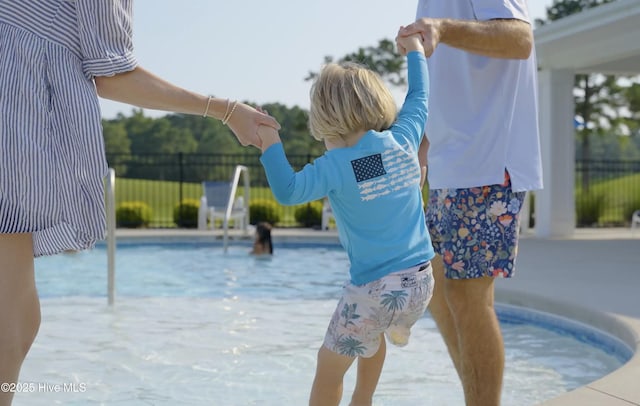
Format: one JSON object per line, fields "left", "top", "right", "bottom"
{"left": 202, "top": 96, "right": 213, "bottom": 118}
{"left": 222, "top": 100, "right": 239, "bottom": 125}
{"left": 222, "top": 98, "right": 231, "bottom": 121}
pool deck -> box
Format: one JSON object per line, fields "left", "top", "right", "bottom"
{"left": 116, "top": 227, "right": 640, "bottom": 406}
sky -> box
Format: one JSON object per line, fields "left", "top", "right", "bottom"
{"left": 99, "top": 0, "right": 553, "bottom": 119}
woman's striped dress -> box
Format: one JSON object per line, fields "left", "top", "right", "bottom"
{"left": 0, "top": 0, "right": 138, "bottom": 257}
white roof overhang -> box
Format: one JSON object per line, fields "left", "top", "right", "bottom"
{"left": 534, "top": 0, "right": 640, "bottom": 75}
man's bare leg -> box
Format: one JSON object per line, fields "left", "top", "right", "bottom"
{"left": 427, "top": 255, "right": 462, "bottom": 378}
{"left": 350, "top": 335, "right": 386, "bottom": 406}
{"left": 428, "top": 254, "right": 504, "bottom": 406}
{"left": 0, "top": 234, "right": 41, "bottom": 406}
{"left": 446, "top": 275, "right": 503, "bottom": 406}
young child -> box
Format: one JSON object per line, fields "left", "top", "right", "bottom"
{"left": 250, "top": 221, "right": 273, "bottom": 255}
{"left": 255, "top": 32, "right": 434, "bottom": 406}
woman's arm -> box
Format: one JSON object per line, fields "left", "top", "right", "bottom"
{"left": 95, "top": 66, "right": 222, "bottom": 117}
{"left": 94, "top": 66, "right": 279, "bottom": 146}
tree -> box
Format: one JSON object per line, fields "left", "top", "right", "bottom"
{"left": 116, "top": 111, "right": 197, "bottom": 180}
{"left": 534, "top": 0, "right": 614, "bottom": 24}
{"left": 121, "top": 110, "right": 155, "bottom": 155}
{"left": 262, "top": 103, "right": 324, "bottom": 159}
{"left": 102, "top": 120, "right": 130, "bottom": 155}
{"left": 102, "top": 120, "right": 131, "bottom": 176}
{"left": 625, "top": 81, "right": 640, "bottom": 137}
{"left": 306, "top": 38, "right": 406, "bottom": 88}
{"left": 574, "top": 74, "right": 628, "bottom": 158}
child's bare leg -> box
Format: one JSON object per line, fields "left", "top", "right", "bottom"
{"left": 350, "top": 335, "right": 386, "bottom": 406}
{"left": 309, "top": 345, "right": 356, "bottom": 406}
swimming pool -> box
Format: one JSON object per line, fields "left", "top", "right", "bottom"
{"left": 17, "top": 239, "right": 632, "bottom": 406}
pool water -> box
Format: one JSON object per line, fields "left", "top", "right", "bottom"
{"left": 17, "top": 240, "right": 631, "bottom": 406}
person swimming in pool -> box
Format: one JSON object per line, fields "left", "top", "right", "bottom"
{"left": 250, "top": 222, "right": 273, "bottom": 256}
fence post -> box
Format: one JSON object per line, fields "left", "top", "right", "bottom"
{"left": 106, "top": 168, "right": 116, "bottom": 306}
{"left": 179, "top": 152, "right": 184, "bottom": 226}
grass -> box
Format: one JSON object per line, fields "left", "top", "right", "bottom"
{"left": 577, "top": 172, "right": 640, "bottom": 226}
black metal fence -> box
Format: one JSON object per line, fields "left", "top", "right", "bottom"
{"left": 106, "top": 152, "right": 316, "bottom": 228}
{"left": 106, "top": 153, "right": 640, "bottom": 228}
{"left": 574, "top": 159, "right": 640, "bottom": 226}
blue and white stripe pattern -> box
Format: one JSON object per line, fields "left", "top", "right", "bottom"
{"left": 0, "top": 0, "right": 138, "bottom": 257}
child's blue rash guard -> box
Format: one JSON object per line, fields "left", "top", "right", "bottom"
{"left": 260, "top": 51, "right": 434, "bottom": 285}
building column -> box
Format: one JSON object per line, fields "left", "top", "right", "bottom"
{"left": 535, "top": 69, "right": 576, "bottom": 238}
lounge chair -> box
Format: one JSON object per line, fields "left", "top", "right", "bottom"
{"left": 321, "top": 198, "right": 335, "bottom": 230}
{"left": 632, "top": 210, "right": 640, "bottom": 231}
{"left": 199, "top": 180, "right": 248, "bottom": 231}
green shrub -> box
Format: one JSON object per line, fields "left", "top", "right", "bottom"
{"left": 249, "top": 199, "right": 281, "bottom": 225}
{"left": 173, "top": 198, "right": 200, "bottom": 228}
{"left": 575, "top": 190, "right": 606, "bottom": 227}
{"left": 116, "top": 201, "right": 152, "bottom": 228}
{"left": 294, "top": 201, "right": 323, "bottom": 228}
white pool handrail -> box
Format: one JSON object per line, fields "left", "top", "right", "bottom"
{"left": 223, "top": 165, "right": 250, "bottom": 253}
{"left": 106, "top": 168, "right": 116, "bottom": 305}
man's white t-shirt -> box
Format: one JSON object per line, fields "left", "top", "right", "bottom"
{"left": 416, "top": 0, "right": 543, "bottom": 192}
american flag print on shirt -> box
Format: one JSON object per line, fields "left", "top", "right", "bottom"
{"left": 351, "top": 154, "right": 387, "bottom": 182}
{"left": 353, "top": 144, "right": 421, "bottom": 202}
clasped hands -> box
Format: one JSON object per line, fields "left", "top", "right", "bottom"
{"left": 225, "top": 102, "right": 279, "bottom": 148}
{"left": 397, "top": 18, "right": 442, "bottom": 57}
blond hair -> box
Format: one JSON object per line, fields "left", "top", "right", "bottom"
{"left": 308, "top": 62, "right": 397, "bottom": 142}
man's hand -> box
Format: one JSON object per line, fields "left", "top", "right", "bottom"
{"left": 399, "top": 18, "right": 444, "bottom": 57}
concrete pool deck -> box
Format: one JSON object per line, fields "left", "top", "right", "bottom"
{"left": 116, "top": 227, "right": 640, "bottom": 405}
